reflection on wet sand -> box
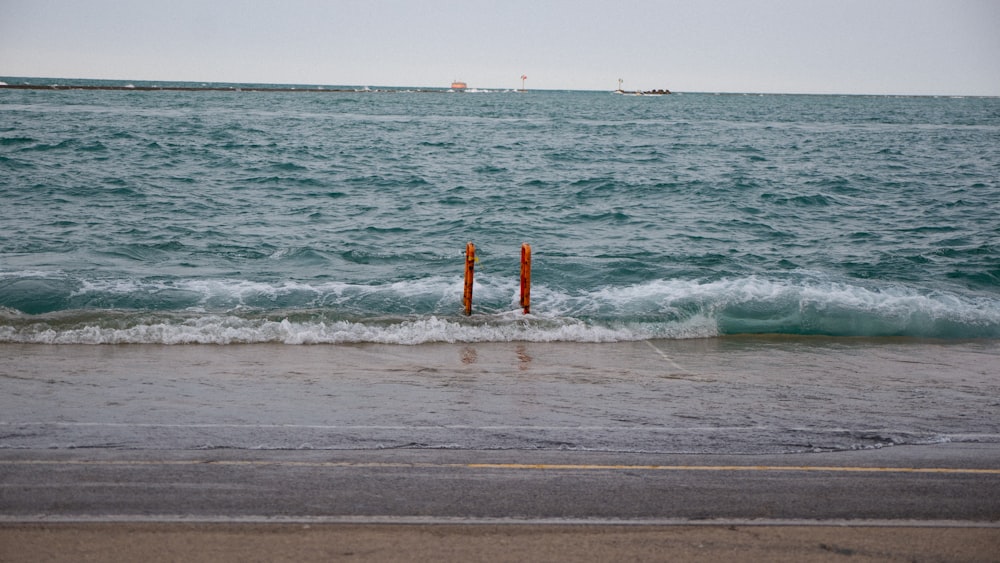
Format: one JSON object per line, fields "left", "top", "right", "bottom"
{"left": 461, "top": 347, "right": 477, "bottom": 365}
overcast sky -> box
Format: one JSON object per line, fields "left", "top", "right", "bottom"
{"left": 2, "top": 0, "right": 998, "bottom": 95}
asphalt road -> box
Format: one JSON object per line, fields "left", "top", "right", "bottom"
{"left": 3, "top": 444, "right": 999, "bottom": 523}
{"left": 3, "top": 445, "right": 999, "bottom": 561}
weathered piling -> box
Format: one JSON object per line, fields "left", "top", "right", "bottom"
{"left": 520, "top": 243, "right": 531, "bottom": 314}
{"left": 463, "top": 242, "right": 476, "bottom": 315}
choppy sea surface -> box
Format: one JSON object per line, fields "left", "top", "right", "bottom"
{"left": 2, "top": 77, "right": 999, "bottom": 345}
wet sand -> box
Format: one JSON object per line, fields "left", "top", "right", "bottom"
{"left": 2, "top": 338, "right": 998, "bottom": 453}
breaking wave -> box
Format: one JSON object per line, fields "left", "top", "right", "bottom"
{"left": 2, "top": 272, "right": 997, "bottom": 344}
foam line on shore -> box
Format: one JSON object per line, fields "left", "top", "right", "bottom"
{"left": 644, "top": 340, "right": 691, "bottom": 373}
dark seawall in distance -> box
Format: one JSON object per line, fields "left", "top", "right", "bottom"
{"left": 0, "top": 84, "right": 452, "bottom": 93}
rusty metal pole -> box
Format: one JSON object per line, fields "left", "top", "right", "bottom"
{"left": 463, "top": 242, "right": 475, "bottom": 315}
{"left": 520, "top": 243, "right": 531, "bottom": 314}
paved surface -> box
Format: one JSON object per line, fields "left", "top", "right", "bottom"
{"left": 3, "top": 444, "right": 999, "bottom": 561}
{"left": 2, "top": 445, "right": 1000, "bottom": 522}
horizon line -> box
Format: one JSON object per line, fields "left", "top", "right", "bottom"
{"left": 2, "top": 75, "right": 997, "bottom": 99}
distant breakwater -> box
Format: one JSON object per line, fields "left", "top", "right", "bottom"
{"left": 0, "top": 84, "right": 448, "bottom": 93}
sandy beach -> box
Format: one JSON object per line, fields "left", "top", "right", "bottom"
{"left": 3, "top": 522, "right": 998, "bottom": 562}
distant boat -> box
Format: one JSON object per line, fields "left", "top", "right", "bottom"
{"left": 451, "top": 81, "right": 468, "bottom": 90}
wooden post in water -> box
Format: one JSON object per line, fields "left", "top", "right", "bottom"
{"left": 463, "top": 242, "right": 476, "bottom": 315}
{"left": 520, "top": 243, "right": 531, "bottom": 314}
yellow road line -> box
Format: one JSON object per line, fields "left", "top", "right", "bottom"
{"left": 2, "top": 459, "right": 999, "bottom": 474}
{"left": 466, "top": 463, "right": 1000, "bottom": 474}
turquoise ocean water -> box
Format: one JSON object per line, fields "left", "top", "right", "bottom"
{"left": 2, "top": 78, "right": 999, "bottom": 345}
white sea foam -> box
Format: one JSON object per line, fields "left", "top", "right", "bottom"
{"left": 0, "top": 310, "right": 722, "bottom": 345}
{"left": 2, "top": 273, "right": 998, "bottom": 343}
{"left": 0, "top": 269, "right": 66, "bottom": 279}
